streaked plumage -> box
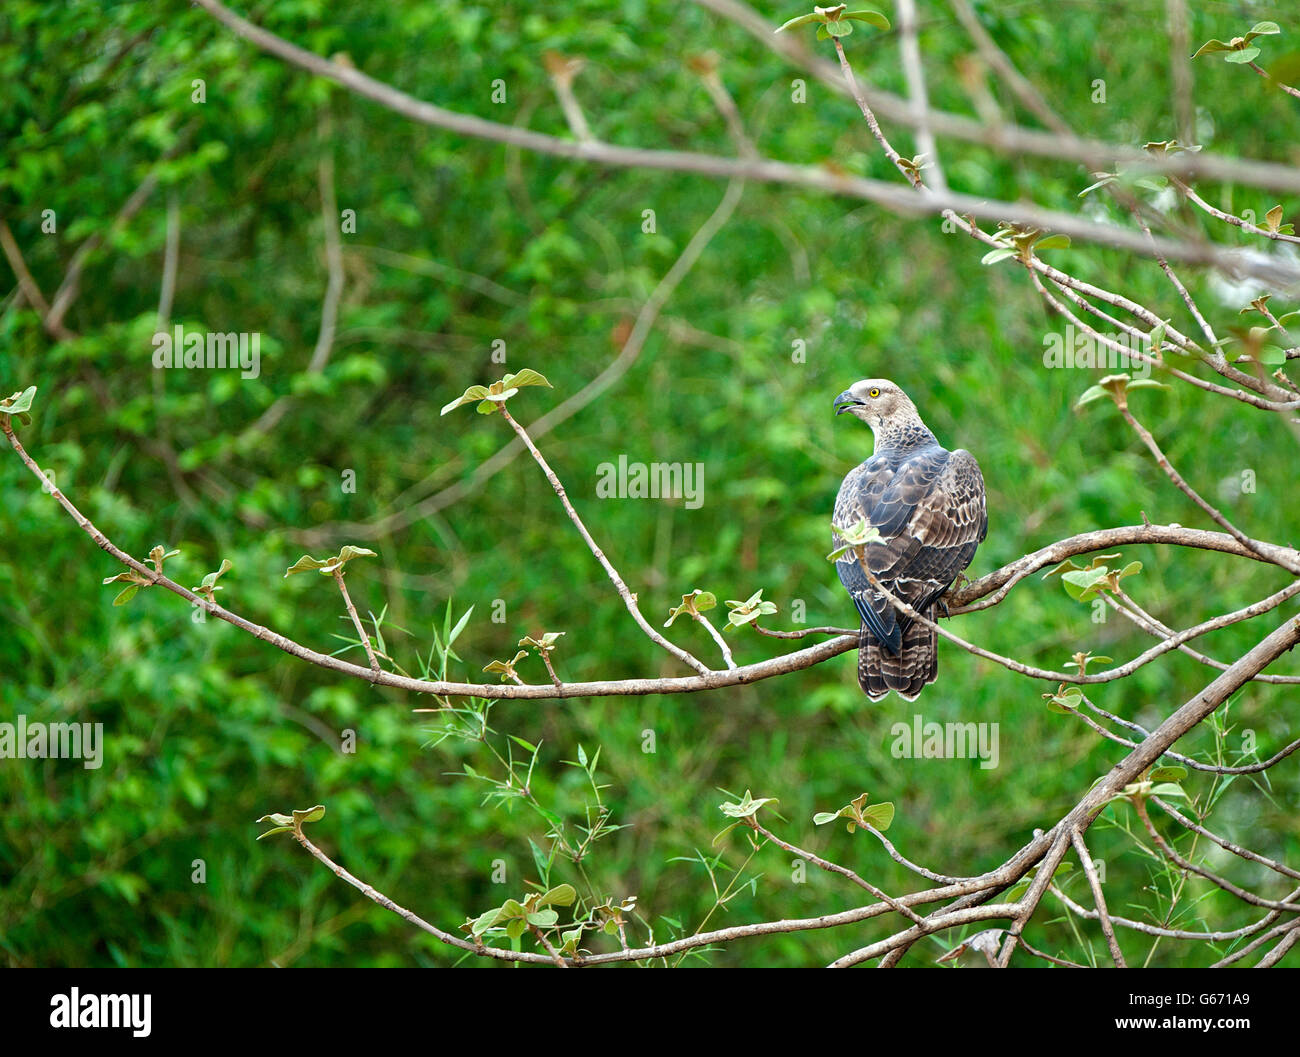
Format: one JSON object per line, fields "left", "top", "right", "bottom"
{"left": 832, "top": 379, "right": 987, "bottom": 700}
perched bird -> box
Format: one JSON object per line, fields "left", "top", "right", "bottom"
{"left": 832, "top": 379, "right": 987, "bottom": 700}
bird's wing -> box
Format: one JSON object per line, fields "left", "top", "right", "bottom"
{"left": 833, "top": 447, "right": 986, "bottom": 651}
{"left": 897, "top": 448, "right": 987, "bottom": 606}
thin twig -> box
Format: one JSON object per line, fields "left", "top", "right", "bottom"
{"left": 1119, "top": 405, "right": 1300, "bottom": 574}
{"left": 332, "top": 569, "right": 381, "bottom": 676}
{"left": 1071, "top": 826, "right": 1126, "bottom": 967}
{"left": 751, "top": 820, "right": 926, "bottom": 926}
{"left": 1151, "top": 796, "right": 1300, "bottom": 882}
{"left": 497, "top": 407, "right": 710, "bottom": 676}
{"left": 693, "top": 612, "right": 736, "bottom": 670}
{"left": 0, "top": 219, "right": 73, "bottom": 340}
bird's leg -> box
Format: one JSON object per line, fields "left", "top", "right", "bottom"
{"left": 939, "top": 572, "right": 972, "bottom": 619}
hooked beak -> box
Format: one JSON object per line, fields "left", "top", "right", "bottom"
{"left": 833, "top": 390, "right": 862, "bottom": 416}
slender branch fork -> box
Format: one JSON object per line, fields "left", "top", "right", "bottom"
{"left": 9, "top": 1, "right": 1300, "bottom": 968}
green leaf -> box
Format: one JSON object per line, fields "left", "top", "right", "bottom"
{"left": 1225, "top": 47, "right": 1261, "bottom": 64}
{"left": 1191, "top": 38, "right": 1234, "bottom": 58}
{"left": 828, "top": 518, "right": 883, "bottom": 561}
{"left": 1034, "top": 234, "right": 1071, "bottom": 252}
{"left": 519, "top": 631, "right": 565, "bottom": 652}
{"left": 500, "top": 368, "right": 552, "bottom": 390}
{"left": 1076, "top": 373, "right": 1166, "bottom": 410}
{"left": 711, "top": 822, "right": 741, "bottom": 846}
{"left": 664, "top": 589, "right": 718, "bottom": 627}
{"left": 1045, "top": 696, "right": 1076, "bottom": 715}
{"left": 284, "top": 554, "right": 333, "bottom": 577}
{"left": 292, "top": 804, "right": 326, "bottom": 825}
{"left": 1041, "top": 559, "right": 1083, "bottom": 580}
{"left": 1078, "top": 174, "right": 1117, "bottom": 197}
{"left": 483, "top": 650, "right": 528, "bottom": 681}
{"left": 528, "top": 839, "right": 553, "bottom": 886}
{"left": 195, "top": 558, "right": 233, "bottom": 595}
{"left": 1071, "top": 382, "right": 1112, "bottom": 405}
{"left": 980, "top": 247, "right": 1017, "bottom": 266}
{"left": 774, "top": 13, "right": 824, "bottom": 33}
{"left": 284, "top": 546, "right": 375, "bottom": 578}
{"left": 719, "top": 789, "right": 778, "bottom": 819}
{"left": 1249, "top": 22, "right": 1281, "bottom": 37}
{"left": 539, "top": 883, "right": 577, "bottom": 908}
{"left": 471, "top": 907, "right": 504, "bottom": 936}
{"left": 722, "top": 589, "right": 777, "bottom": 629}
{"left": 447, "top": 606, "right": 474, "bottom": 648}
{"left": 527, "top": 909, "right": 559, "bottom": 928}
{"left": 444, "top": 369, "right": 552, "bottom": 414}
{"left": 113, "top": 585, "right": 140, "bottom": 606}
{"left": 440, "top": 384, "right": 490, "bottom": 416}
{"left": 0, "top": 385, "right": 36, "bottom": 415}
{"left": 1061, "top": 567, "right": 1110, "bottom": 601}
{"left": 861, "top": 801, "right": 894, "bottom": 831}
{"left": 1149, "top": 765, "right": 1187, "bottom": 782}
{"left": 1045, "top": 684, "right": 1084, "bottom": 712}
{"left": 825, "top": 20, "right": 853, "bottom": 37}
{"left": 843, "top": 10, "right": 890, "bottom": 30}
{"left": 254, "top": 810, "right": 300, "bottom": 840}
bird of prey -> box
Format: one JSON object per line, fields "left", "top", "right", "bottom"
{"left": 832, "top": 379, "right": 987, "bottom": 700}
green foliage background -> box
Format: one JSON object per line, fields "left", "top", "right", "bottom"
{"left": 2, "top": 0, "right": 1298, "bottom": 967}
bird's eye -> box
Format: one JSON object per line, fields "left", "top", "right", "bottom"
{"left": 869, "top": 388, "right": 880, "bottom": 398}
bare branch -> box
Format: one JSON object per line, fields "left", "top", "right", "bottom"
{"left": 895, "top": 0, "right": 946, "bottom": 191}
{"left": 1152, "top": 796, "right": 1300, "bottom": 882}
{"left": 1053, "top": 884, "right": 1300, "bottom": 942}
{"left": 1135, "top": 797, "right": 1300, "bottom": 912}
{"left": 497, "top": 406, "right": 710, "bottom": 676}
{"left": 1119, "top": 405, "right": 1300, "bottom": 574}
{"left": 690, "top": 0, "right": 1300, "bottom": 195}
{"left": 332, "top": 569, "right": 380, "bottom": 677}
{"left": 241, "top": 110, "right": 345, "bottom": 441}
{"left": 948, "top": 523, "right": 1300, "bottom": 612}
{"left": 0, "top": 219, "right": 73, "bottom": 340}
{"left": 752, "top": 821, "right": 926, "bottom": 926}
{"left": 189, "top": 0, "right": 1300, "bottom": 287}
{"left": 1071, "top": 826, "right": 1126, "bottom": 967}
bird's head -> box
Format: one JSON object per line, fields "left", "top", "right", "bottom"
{"left": 833, "top": 378, "right": 920, "bottom": 432}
